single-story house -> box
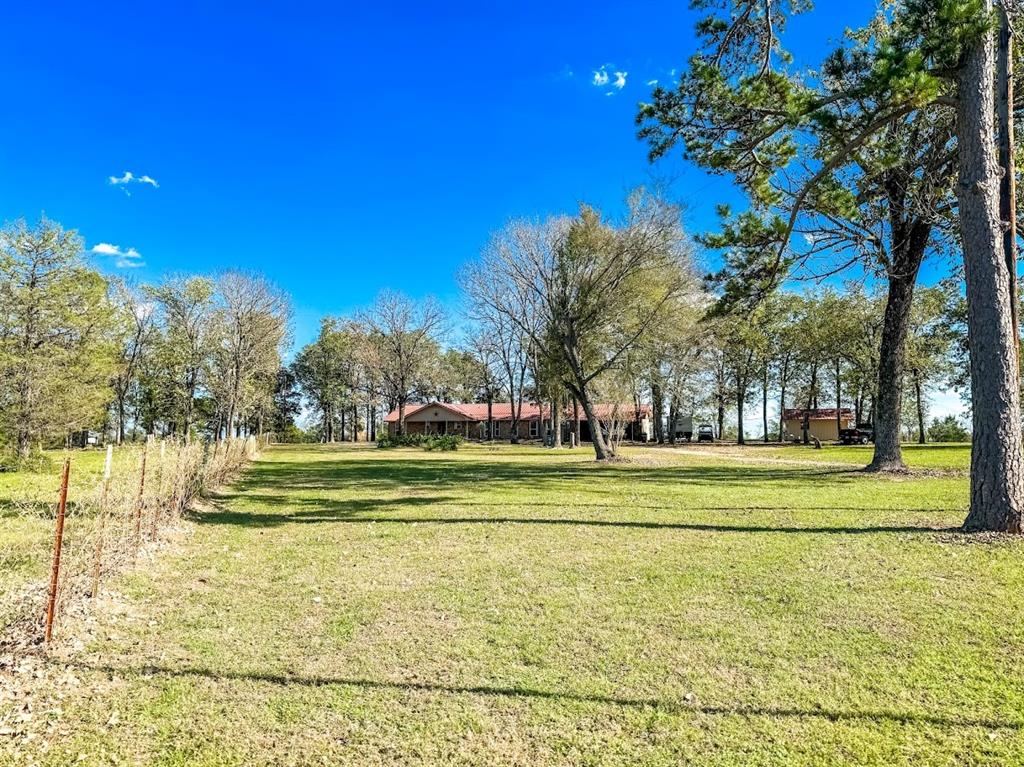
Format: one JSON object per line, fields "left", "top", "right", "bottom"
{"left": 385, "top": 401, "right": 653, "bottom": 442}
{"left": 782, "top": 408, "right": 855, "bottom": 442}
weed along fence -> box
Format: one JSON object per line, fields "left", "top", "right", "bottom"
{"left": 1, "top": 436, "right": 266, "bottom": 651}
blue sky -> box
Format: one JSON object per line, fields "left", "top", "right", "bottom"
{"left": 2, "top": 0, "right": 914, "bottom": 357}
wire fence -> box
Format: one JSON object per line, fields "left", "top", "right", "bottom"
{"left": 0, "top": 435, "right": 265, "bottom": 652}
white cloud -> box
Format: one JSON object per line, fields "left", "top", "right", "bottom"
{"left": 646, "top": 79, "right": 659, "bottom": 86}
{"left": 613, "top": 71, "right": 627, "bottom": 89}
{"left": 592, "top": 68, "right": 610, "bottom": 87}
{"left": 108, "top": 171, "right": 159, "bottom": 196}
{"left": 90, "top": 242, "right": 145, "bottom": 268}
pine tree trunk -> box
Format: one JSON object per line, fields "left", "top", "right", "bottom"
{"left": 958, "top": 11, "right": 1024, "bottom": 532}
{"left": 736, "top": 381, "right": 745, "bottom": 445}
{"left": 914, "top": 373, "right": 926, "bottom": 445}
{"left": 778, "top": 359, "right": 788, "bottom": 443}
{"left": 868, "top": 256, "right": 923, "bottom": 471}
{"left": 762, "top": 367, "right": 769, "bottom": 442}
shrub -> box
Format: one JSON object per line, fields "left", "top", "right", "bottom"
{"left": 377, "top": 433, "right": 427, "bottom": 449}
{"left": 927, "top": 415, "right": 970, "bottom": 443}
{"left": 377, "top": 433, "right": 461, "bottom": 451}
{"left": 423, "top": 435, "right": 461, "bottom": 452}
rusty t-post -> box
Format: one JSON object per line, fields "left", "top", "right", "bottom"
{"left": 89, "top": 445, "right": 114, "bottom": 598}
{"left": 45, "top": 457, "right": 71, "bottom": 643}
{"left": 133, "top": 440, "right": 149, "bottom": 553}
{"left": 150, "top": 440, "right": 165, "bottom": 539}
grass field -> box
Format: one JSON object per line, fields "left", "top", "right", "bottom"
{"left": 5, "top": 442, "right": 1024, "bottom": 766}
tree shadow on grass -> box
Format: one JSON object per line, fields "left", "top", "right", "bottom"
{"left": 233, "top": 456, "right": 865, "bottom": 496}
{"left": 73, "top": 660, "right": 1022, "bottom": 731}
{"left": 190, "top": 497, "right": 957, "bottom": 535}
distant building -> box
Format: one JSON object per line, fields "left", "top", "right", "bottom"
{"left": 781, "top": 408, "right": 855, "bottom": 442}
{"left": 69, "top": 429, "right": 103, "bottom": 448}
{"left": 384, "top": 401, "right": 653, "bottom": 442}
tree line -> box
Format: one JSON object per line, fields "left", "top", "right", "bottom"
{"left": 0, "top": 218, "right": 290, "bottom": 461}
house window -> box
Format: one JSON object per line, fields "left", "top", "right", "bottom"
{"left": 529, "top": 420, "right": 539, "bottom": 438}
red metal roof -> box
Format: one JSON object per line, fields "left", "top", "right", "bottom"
{"left": 384, "top": 401, "right": 652, "bottom": 423}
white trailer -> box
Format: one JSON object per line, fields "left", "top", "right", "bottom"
{"left": 673, "top": 415, "right": 694, "bottom": 441}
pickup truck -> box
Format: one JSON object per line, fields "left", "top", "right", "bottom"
{"left": 839, "top": 424, "right": 874, "bottom": 445}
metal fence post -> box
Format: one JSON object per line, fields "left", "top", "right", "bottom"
{"left": 133, "top": 440, "right": 149, "bottom": 554}
{"left": 44, "top": 457, "right": 71, "bottom": 643}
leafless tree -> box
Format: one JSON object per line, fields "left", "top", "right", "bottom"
{"left": 109, "top": 281, "right": 156, "bottom": 444}
{"left": 210, "top": 271, "right": 291, "bottom": 438}
{"left": 463, "top": 192, "right": 696, "bottom": 459}
{"left": 360, "top": 290, "right": 445, "bottom": 435}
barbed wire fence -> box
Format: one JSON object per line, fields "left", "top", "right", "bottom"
{"left": 0, "top": 435, "right": 267, "bottom": 652}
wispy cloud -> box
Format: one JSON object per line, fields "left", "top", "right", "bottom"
{"left": 108, "top": 171, "right": 159, "bottom": 196}
{"left": 592, "top": 65, "right": 628, "bottom": 95}
{"left": 90, "top": 242, "right": 145, "bottom": 268}
{"left": 646, "top": 79, "right": 659, "bottom": 86}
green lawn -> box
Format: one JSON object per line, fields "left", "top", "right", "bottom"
{"left": 697, "top": 442, "right": 972, "bottom": 471}
{"left": 6, "top": 442, "right": 1024, "bottom": 766}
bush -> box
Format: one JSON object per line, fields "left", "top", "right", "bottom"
{"left": 0, "top": 447, "right": 55, "bottom": 473}
{"left": 377, "top": 433, "right": 427, "bottom": 449}
{"left": 377, "top": 433, "right": 460, "bottom": 451}
{"left": 423, "top": 435, "right": 461, "bottom": 452}
{"left": 927, "top": 415, "right": 970, "bottom": 443}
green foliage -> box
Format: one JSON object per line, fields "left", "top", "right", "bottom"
{"left": 0, "top": 446, "right": 55, "bottom": 473}
{"left": 376, "top": 433, "right": 425, "bottom": 449}
{"left": 0, "top": 218, "right": 116, "bottom": 456}
{"left": 275, "top": 423, "right": 317, "bottom": 444}
{"left": 376, "top": 432, "right": 462, "bottom": 451}
{"left": 928, "top": 414, "right": 970, "bottom": 443}
{"left": 423, "top": 434, "right": 462, "bottom": 452}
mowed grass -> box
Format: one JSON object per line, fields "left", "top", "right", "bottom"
{"left": 13, "top": 442, "right": 1024, "bottom": 766}
{"left": 739, "top": 442, "right": 971, "bottom": 470}
{"left": 662, "top": 441, "right": 972, "bottom": 471}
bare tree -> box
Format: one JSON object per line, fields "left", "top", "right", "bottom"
{"left": 464, "top": 192, "right": 696, "bottom": 460}
{"left": 210, "top": 271, "right": 290, "bottom": 438}
{"left": 146, "top": 277, "right": 215, "bottom": 440}
{"left": 360, "top": 291, "right": 445, "bottom": 436}
{"left": 109, "top": 281, "right": 155, "bottom": 444}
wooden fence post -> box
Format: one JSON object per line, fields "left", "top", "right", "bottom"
{"left": 44, "top": 457, "right": 71, "bottom": 643}
{"left": 89, "top": 445, "right": 114, "bottom": 598}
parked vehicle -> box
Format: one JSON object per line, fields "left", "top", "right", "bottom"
{"left": 696, "top": 423, "right": 715, "bottom": 443}
{"left": 673, "top": 415, "right": 694, "bottom": 442}
{"left": 839, "top": 424, "right": 874, "bottom": 445}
